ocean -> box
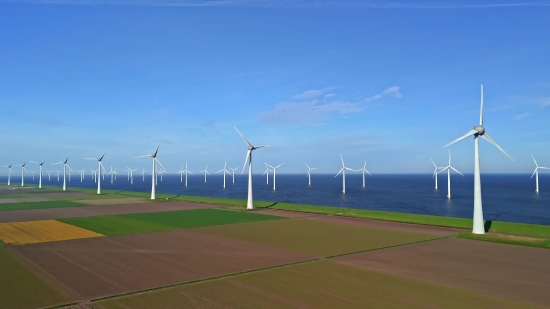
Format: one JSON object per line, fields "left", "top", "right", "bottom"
{"left": 2, "top": 173, "right": 549, "bottom": 225}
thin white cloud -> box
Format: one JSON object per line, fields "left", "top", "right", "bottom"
{"left": 3, "top": 0, "right": 549, "bottom": 8}
{"left": 292, "top": 87, "right": 334, "bottom": 100}
{"left": 514, "top": 112, "right": 529, "bottom": 121}
{"left": 365, "top": 86, "right": 402, "bottom": 101}
{"left": 324, "top": 93, "right": 337, "bottom": 98}
{"left": 542, "top": 97, "right": 550, "bottom": 108}
{"left": 261, "top": 100, "right": 363, "bottom": 124}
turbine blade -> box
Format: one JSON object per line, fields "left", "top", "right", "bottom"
{"left": 430, "top": 158, "right": 437, "bottom": 168}
{"left": 340, "top": 154, "right": 345, "bottom": 167}
{"left": 450, "top": 166, "right": 464, "bottom": 176}
{"left": 480, "top": 83, "right": 484, "bottom": 126}
{"left": 153, "top": 143, "right": 161, "bottom": 157}
{"left": 276, "top": 163, "right": 284, "bottom": 168}
{"left": 531, "top": 155, "right": 538, "bottom": 167}
{"left": 99, "top": 152, "right": 106, "bottom": 161}
{"left": 134, "top": 155, "right": 152, "bottom": 158}
{"left": 539, "top": 167, "right": 550, "bottom": 170}
{"left": 444, "top": 129, "right": 477, "bottom": 147}
{"left": 531, "top": 168, "right": 537, "bottom": 179}
{"left": 233, "top": 126, "right": 252, "bottom": 147}
{"left": 155, "top": 158, "right": 166, "bottom": 171}
{"left": 335, "top": 167, "right": 344, "bottom": 178}
{"left": 481, "top": 133, "right": 513, "bottom": 161}
{"left": 241, "top": 150, "right": 251, "bottom": 175}
{"left": 254, "top": 145, "right": 273, "bottom": 149}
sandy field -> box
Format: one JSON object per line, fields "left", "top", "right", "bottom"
{"left": 335, "top": 238, "right": 550, "bottom": 307}
{"left": 10, "top": 229, "right": 314, "bottom": 300}
{"left": 0, "top": 197, "right": 52, "bottom": 204}
{"left": 0, "top": 220, "right": 103, "bottom": 245}
{"left": 74, "top": 197, "right": 151, "bottom": 205}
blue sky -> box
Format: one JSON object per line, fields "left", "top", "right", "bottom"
{"left": 0, "top": 0, "right": 549, "bottom": 175}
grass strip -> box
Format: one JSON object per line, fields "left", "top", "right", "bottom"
{"left": 0, "top": 200, "right": 86, "bottom": 212}
{"left": 0, "top": 240, "right": 5, "bottom": 247}
{"left": 457, "top": 232, "right": 550, "bottom": 249}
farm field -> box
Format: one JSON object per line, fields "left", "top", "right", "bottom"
{"left": 0, "top": 200, "right": 86, "bottom": 211}
{"left": 89, "top": 261, "right": 536, "bottom": 309}
{"left": 0, "top": 248, "right": 70, "bottom": 309}
{"left": 10, "top": 229, "right": 314, "bottom": 300}
{"left": 194, "top": 218, "right": 439, "bottom": 256}
{"left": 72, "top": 197, "right": 151, "bottom": 205}
{"left": 60, "top": 208, "right": 283, "bottom": 236}
{"left": 0, "top": 220, "right": 104, "bottom": 245}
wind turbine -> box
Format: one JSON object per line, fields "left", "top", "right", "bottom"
{"left": 126, "top": 167, "right": 137, "bottom": 185}
{"left": 52, "top": 156, "right": 72, "bottom": 191}
{"left": 56, "top": 170, "right": 61, "bottom": 182}
{"left": 531, "top": 155, "right": 549, "bottom": 193}
{"left": 141, "top": 168, "right": 147, "bottom": 181}
{"left": 181, "top": 162, "right": 193, "bottom": 187}
{"left": 430, "top": 159, "right": 444, "bottom": 189}
{"left": 234, "top": 126, "right": 271, "bottom": 209}
{"left": 444, "top": 84, "right": 513, "bottom": 234}
{"left": 46, "top": 170, "right": 52, "bottom": 181}
{"left": 77, "top": 169, "right": 85, "bottom": 182}
{"left": 262, "top": 163, "right": 272, "bottom": 184}
{"left": 17, "top": 162, "right": 28, "bottom": 187}
{"left": 0, "top": 164, "right": 13, "bottom": 185}
{"left": 84, "top": 153, "right": 106, "bottom": 194}
{"left": 437, "top": 150, "right": 464, "bottom": 199}
{"left": 357, "top": 161, "right": 371, "bottom": 187}
{"left": 30, "top": 160, "right": 47, "bottom": 188}
{"left": 335, "top": 154, "right": 356, "bottom": 194}
{"left": 305, "top": 163, "right": 317, "bottom": 186}
{"left": 217, "top": 161, "right": 231, "bottom": 188}
{"left": 229, "top": 167, "right": 239, "bottom": 184}
{"left": 200, "top": 165, "right": 210, "bottom": 183}
{"left": 109, "top": 166, "right": 116, "bottom": 184}
{"left": 135, "top": 144, "right": 165, "bottom": 200}
{"left": 267, "top": 163, "right": 284, "bottom": 190}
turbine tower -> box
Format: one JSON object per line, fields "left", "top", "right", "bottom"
{"left": 52, "top": 157, "right": 72, "bottom": 191}
{"left": 430, "top": 159, "right": 443, "bottom": 189}
{"left": 305, "top": 163, "right": 317, "bottom": 186}
{"left": 437, "top": 150, "right": 464, "bottom": 199}
{"left": 335, "top": 154, "right": 355, "bottom": 194}
{"left": 18, "top": 162, "right": 28, "bottom": 187}
{"left": 126, "top": 167, "right": 137, "bottom": 185}
{"left": 0, "top": 164, "right": 13, "bottom": 185}
{"left": 30, "top": 160, "right": 47, "bottom": 189}
{"left": 200, "top": 165, "right": 210, "bottom": 183}
{"left": 135, "top": 144, "right": 164, "bottom": 200}
{"left": 357, "top": 160, "right": 371, "bottom": 187}
{"left": 267, "top": 163, "right": 284, "bottom": 190}
{"left": 77, "top": 169, "right": 85, "bottom": 182}
{"left": 531, "top": 155, "right": 549, "bottom": 193}
{"left": 217, "top": 161, "right": 231, "bottom": 188}
{"left": 234, "top": 126, "right": 271, "bottom": 209}
{"left": 444, "top": 84, "right": 513, "bottom": 234}
{"left": 229, "top": 167, "right": 239, "bottom": 184}
{"left": 262, "top": 163, "right": 272, "bottom": 184}
{"left": 181, "top": 162, "right": 193, "bottom": 187}
{"left": 46, "top": 170, "right": 52, "bottom": 181}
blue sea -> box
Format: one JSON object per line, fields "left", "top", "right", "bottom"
{"left": 3, "top": 173, "right": 549, "bottom": 225}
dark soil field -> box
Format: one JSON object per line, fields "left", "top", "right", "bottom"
{"left": 0, "top": 200, "right": 86, "bottom": 212}
{"left": 335, "top": 238, "right": 550, "bottom": 308}
{"left": 0, "top": 248, "right": 70, "bottom": 309}
{"left": 0, "top": 200, "right": 219, "bottom": 223}
{"left": 10, "top": 229, "right": 313, "bottom": 300}
{"left": 194, "top": 218, "right": 438, "bottom": 256}
{"left": 89, "top": 261, "right": 536, "bottom": 309}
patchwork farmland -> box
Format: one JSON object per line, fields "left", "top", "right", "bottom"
{"left": 0, "top": 185, "right": 548, "bottom": 309}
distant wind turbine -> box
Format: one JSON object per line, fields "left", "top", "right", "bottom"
{"left": 52, "top": 156, "right": 72, "bottom": 191}
{"left": 127, "top": 167, "right": 137, "bottom": 185}
{"left": 229, "top": 167, "right": 238, "bottom": 184}
{"left": 531, "top": 155, "right": 549, "bottom": 193}
{"left": 357, "top": 160, "right": 371, "bottom": 187}
{"left": 262, "top": 163, "right": 272, "bottom": 184}
{"left": 217, "top": 161, "right": 231, "bottom": 188}
{"left": 17, "top": 162, "right": 28, "bottom": 187}
{"left": 0, "top": 164, "right": 14, "bottom": 185}
{"left": 267, "top": 163, "right": 284, "bottom": 190}
{"left": 430, "top": 159, "right": 444, "bottom": 190}
{"left": 46, "top": 170, "right": 52, "bottom": 181}
{"left": 56, "top": 170, "right": 61, "bottom": 182}
{"left": 437, "top": 150, "right": 464, "bottom": 199}
{"left": 234, "top": 126, "right": 271, "bottom": 209}
{"left": 77, "top": 169, "right": 85, "bottom": 182}
{"left": 84, "top": 153, "right": 106, "bottom": 194}
{"left": 444, "top": 84, "right": 513, "bottom": 234}
{"left": 30, "top": 160, "right": 47, "bottom": 188}
{"left": 141, "top": 168, "right": 147, "bottom": 181}
{"left": 305, "top": 163, "right": 317, "bottom": 186}
{"left": 135, "top": 144, "right": 165, "bottom": 200}
{"left": 335, "top": 154, "right": 355, "bottom": 194}
{"left": 181, "top": 162, "right": 193, "bottom": 187}
{"left": 200, "top": 165, "right": 210, "bottom": 183}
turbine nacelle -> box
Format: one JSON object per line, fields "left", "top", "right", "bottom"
{"left": 473, "top": 125, "right": 485, "bottom": 135}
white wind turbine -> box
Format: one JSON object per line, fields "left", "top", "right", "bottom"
{"left": 52, "top": 156, "right": 72, "bottom": 191}
{"left": 31, "top": 171, "right": 36, "bottom": 180}
{"left": 127, "top": 167, "right": 137, "bottom": 185}
{"left": 229, "top": 167, "right": 239, "bottom": 184}
{"left": 46, "top": 170, "right": 52, "bottom": 181}
{"left": 141, "top": 168, "right": 147, "bottom": 181}
{"left": 430, "top": 159, "right": 444, "bottom": 189}
{"left": 0, "top": 164, "right": 13, "bottom": 185}
{"left": 262, "top": 163, "right": 272, "bottom": 184}
{"left": 30, "top": 160, "right": 47, "bottom": 189}
{"left": 17, "top": 162, "right": 28, "bottom": 187}
{"left": 357, "top": 161, "right": 371, "bottom": 187}
{"left": 108, "top": 166, "right": 116, "bottom": 184}
{"left": 234, "top": 126, "right": 271, "bottom": 209}
{"left": 531, "top": 155, "right": 549, "bottom": 193}
{"left": 305, "top": 163, "right": 317, "bottom": 186}
{"left": 445, "top": 84, "right": 513, "bottom": 234}
{"left": 84, "top": 153, "right": 106, "bottom": 194}
{"left": 200, "top": 165, "right": 210, "bottom": 183}
{"left": 56, "top": 170, "right": 61, "bottom": 181}
{"left": 135, "top": 144, "right": 165, "bottom": 200}
{"left": 335, "top": 154, "right": 356, "bottom": 194}
{"left": 267, "top": 163, "right": 284, "bottom": 190}
{"left": 217, "top": 161, "right": 231, "bottom": 188}
{"left": 77, "top": 169, "right": 85, "bottom": 182}
{"left": 181, "top": 162, "right": 193, "bottom": 187}
{"left": 437, "top": 150, "right": 464, "bottom": 199}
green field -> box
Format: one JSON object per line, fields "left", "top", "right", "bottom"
{"left": 0, "top": 248, "right": 69, "bottom": 309}
{"left": 90, "top": 261, "right": 533, "bottom": 309}
{"left": 60, "top": 208, "right": 284, "bottom": 236}
{"left": 0, "top": 200, "right": 86, "bottom": 211}
{"left": 195, "top": 219, "right": 439, "bottom": 256}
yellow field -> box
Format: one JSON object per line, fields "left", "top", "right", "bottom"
{"left": 0, "top": 220, "right": 104, "bottom": 245}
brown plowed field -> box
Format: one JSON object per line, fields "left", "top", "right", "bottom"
{"left": 75, "top": 197, "right": 150, "bottom": 205}
{"left": 0, "top": 200, "right": 219, "bottom": 223}
{"left": 254, "top": 209, "right": 324, "bottom": 218}
{"left": 335, "top": 238, "right": 550, "bottom": 307}
{"left": 90, "top": 261, "right": 537, "bottom": 309}
{"left": 0, "top": 197, "right": 52, "bottom": 204}
{"left": 10, "top": 229, "right": 314, "bottom": 300}
{"left": 42, "top": 192, "right": 90, "bottom": 197}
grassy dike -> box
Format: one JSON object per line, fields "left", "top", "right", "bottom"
{"left": 3, "top": 183, "right": 549, "bottom": 248}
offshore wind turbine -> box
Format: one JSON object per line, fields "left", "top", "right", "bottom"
{"left": 229, "top": 167, "right": 238, "bottom": 184}
{"left": 262, "top": 163, "right": 272, "bottom": 184}
{"left": 30, "top": 160, "right": 47, "bottom": 188}
{"left": 234, "top": 126, "right": 271, "bottom": 209}
{"left": 127, "top": 167, "right": 137, "bottom": 185}
{"left": 77, "top": 169, "right": 85, "bottom": 182}
{"left": 18, "top": 162, "right": 28, "bottom": 187}
{"left": 46, "top": 170, "right": 52, "bottom": 181}
{"left": 437, "top": 150, "right": 464, "bottom": 199}
{"left": 430, "top": 159, "right": 444, "bottom": 189}
{"left": 305, "top": 163, "right": 317, "bottom": 186}
{"left": 135, "top": 144, "right": 165, "bottom": 200}
{"left": 84, "top": 153, "right": 106, "bottom": 194}
{"left": 531, "top": 155, "right": 549, "bottom": 193}
{"left": 335, "top": 154, "right": 355, "bottom": 194}
{"left": 141, "top": 168, "right": 147, "bottom": 181}
{"left": 200, "top": 165, "right": 210, "bottom": 183}
{"left": 217, "top": 161, "right": 231, "bottom": 188}
{"left": 31, "top": 171, "right": 36, "bottom": 180}
{"left": 56, "top": 170, "right": 61, "bottom": 181}
{"left": 267, "top": 163, "right": 284, "bottom": 190}
{"left": 181, "top": 162, "right": 193, "bottom": 187}
{"left": 52, "top": 156, "right": 72, "bottom": 191}
{"left": 357, "top": 161, "right": 371, "bottom": 187}
{"left": 444, "top": 84, "right": 513, "bottom": 234}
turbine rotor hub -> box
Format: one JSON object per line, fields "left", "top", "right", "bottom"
{"left": 248, "top": 145, "right": 254, "bottom": 151}
{"left": 474, "top": 125, "right": 485, "bottom": 135}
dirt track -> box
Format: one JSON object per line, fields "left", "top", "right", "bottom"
{"left": 335, "top": 238, "right": 550, "bottom": 307}
{"left": 11, "top": 229, "right": 314, "bottom": 301}
{"left": 0, "top": 201, "right": 220, "bottom": 223}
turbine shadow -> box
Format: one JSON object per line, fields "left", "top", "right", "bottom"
{"left": 484, "top": 220, "right": 493, "bottom": 233}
